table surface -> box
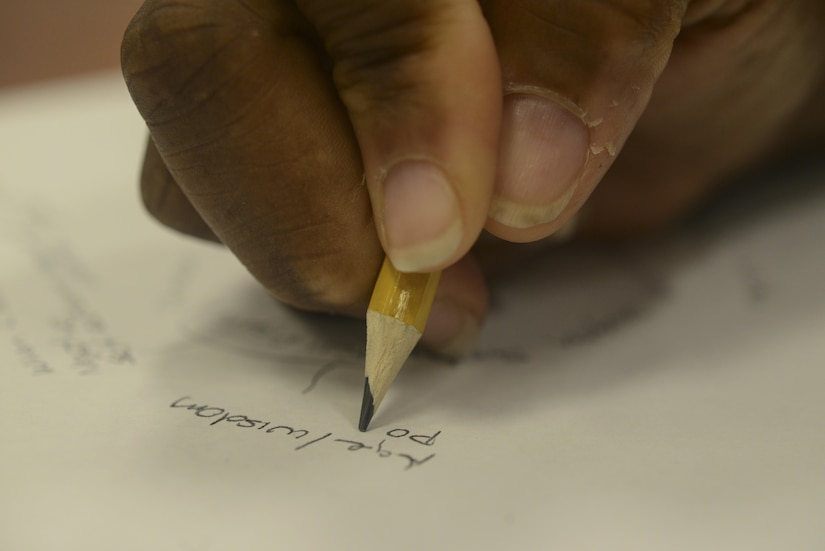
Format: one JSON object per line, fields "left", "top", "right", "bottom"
{"left": 0, "top": 0, "right": 142, "bottom": 88}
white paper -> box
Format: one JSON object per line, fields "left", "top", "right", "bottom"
{"left": 2, "top": 74, "right": 824, "bottom": 551}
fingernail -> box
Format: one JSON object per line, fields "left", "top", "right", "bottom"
{"left": 422, "top": 299, "right": 480, "bottom": 359}
{"left": 382, "top": 160, "right": 462, "bottom": 272}
{"left": 490, "top": 94, "right": 589, "bottom": 229}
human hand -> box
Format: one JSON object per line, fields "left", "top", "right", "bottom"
{"left": 122, "top": 0, "right": 825, "bottom": 355}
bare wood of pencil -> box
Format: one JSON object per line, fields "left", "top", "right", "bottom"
{"left": 358, "top": 257, "right": 441, "bottom": 432}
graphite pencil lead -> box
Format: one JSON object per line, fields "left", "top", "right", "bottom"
{"left": 358, "top": 378, "right": 375, "bottom": 432}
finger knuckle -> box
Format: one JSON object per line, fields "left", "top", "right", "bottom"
{"left": 121, "top": 0, "right": 264, "bottom": 128}
{"left": 301, "top": 2, "right": 441, "bottom": 113}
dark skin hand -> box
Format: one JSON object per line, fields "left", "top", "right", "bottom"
{"left": 122, "top": 0, "right": 825, "bottom": 355}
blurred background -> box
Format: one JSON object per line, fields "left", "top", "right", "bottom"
{"left": 0, "top": 0, "right": 143, "bottom": 88}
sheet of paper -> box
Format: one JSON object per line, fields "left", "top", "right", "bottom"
{"left": 2, "top": 74, "right": 824, "bottom": 551}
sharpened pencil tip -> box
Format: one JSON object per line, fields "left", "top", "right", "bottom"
{"left": 358, "top": 378, "right": 375, "bottom": 432}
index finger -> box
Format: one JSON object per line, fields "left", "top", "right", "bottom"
{"left": 122, "top": 0, "right": 380, "bottom": 315}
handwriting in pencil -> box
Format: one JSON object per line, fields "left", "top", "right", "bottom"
{"left": 170, "top": 396, "right": 439, "bottom": 471}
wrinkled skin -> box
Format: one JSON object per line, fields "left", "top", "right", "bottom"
{"left": 122, "top": 0, "right": 825, "bottom": 354}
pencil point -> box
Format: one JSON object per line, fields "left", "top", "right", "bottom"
{"left": 358, "top": 378, "right": 375, "bottom": 432}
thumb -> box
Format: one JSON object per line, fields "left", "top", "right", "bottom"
{"left": 296, "top": 1, "right": 501, "bottom": 273}
{"left": 482, "top": 0, "right": 688, "bottom": 241}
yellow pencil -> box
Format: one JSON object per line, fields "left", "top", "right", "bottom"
{"left": 359, "top": 256, "right": 441, "bottom": 431}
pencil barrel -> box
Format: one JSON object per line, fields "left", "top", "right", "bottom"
{"left": 367, "top": 257, "right": 441, "bottom": 333}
